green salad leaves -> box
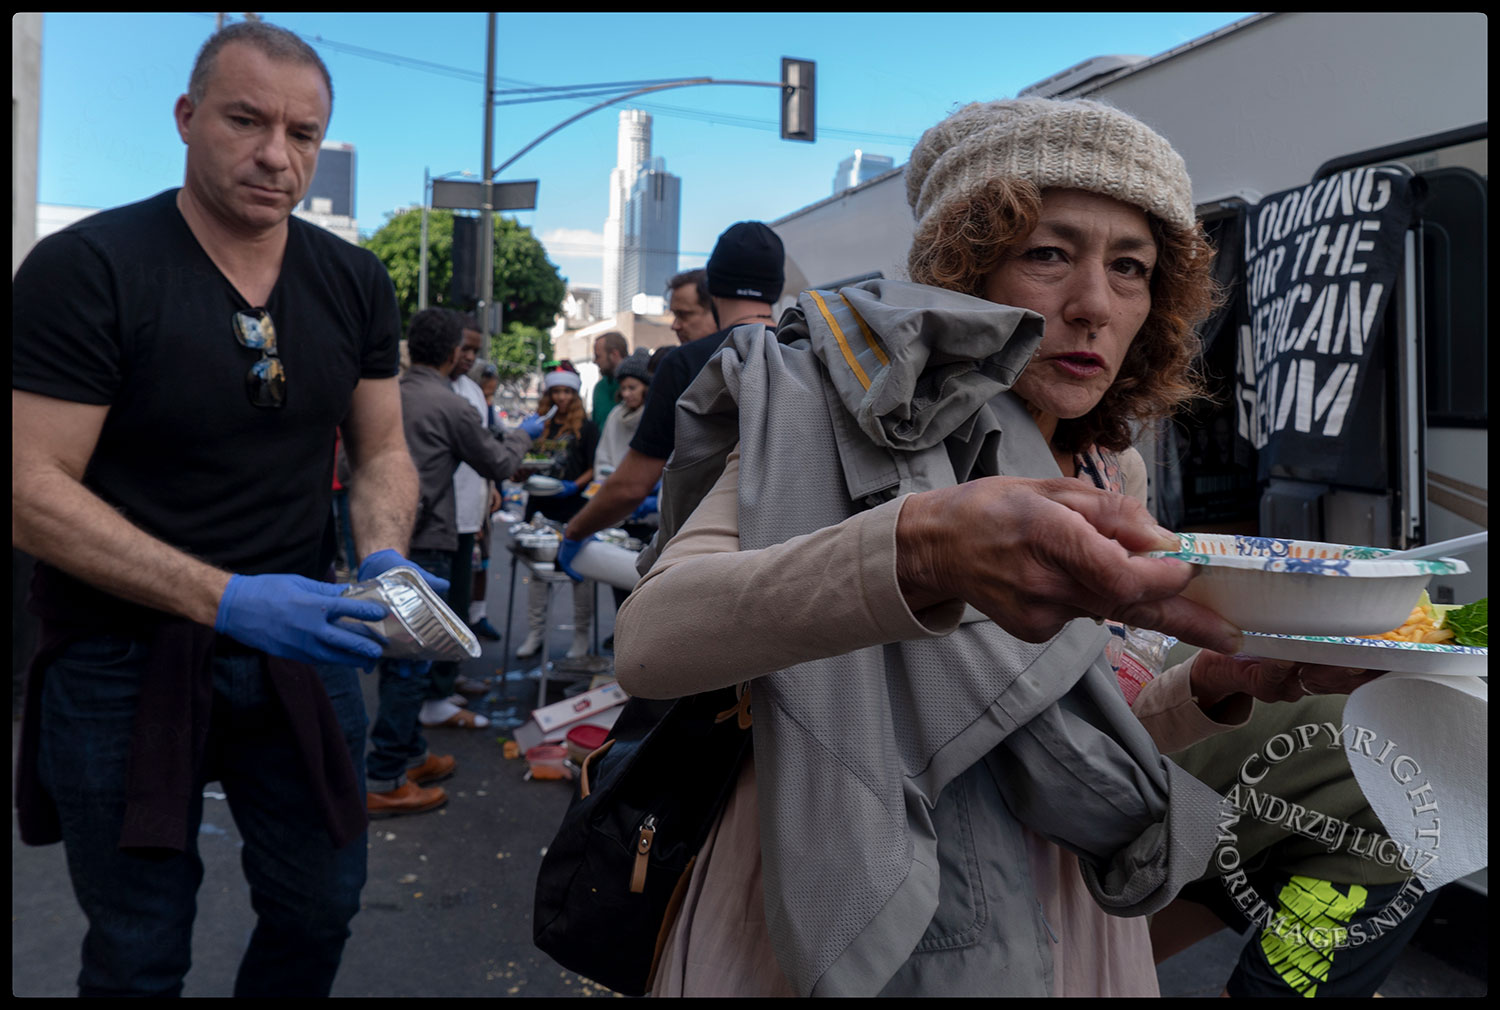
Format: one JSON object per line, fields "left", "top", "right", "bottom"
{"left": 1442, "top": 597, "right": 1487, "bottom": 648}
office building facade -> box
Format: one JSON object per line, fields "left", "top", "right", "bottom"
{"left": 601, "top": 110, "right": 680, "bottom": 316}
{"left": 293, "top": 141, "right": 358, "bottom": 243}
{"left": 622, "top": 157, "right": 681, "bottom": 311}
{"left": 833, "top": 149, "right": 896, "bottom": 196}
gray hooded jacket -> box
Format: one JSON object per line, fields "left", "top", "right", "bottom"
{"left": 649, "top": 280, "right": 1223, "bottom": 996}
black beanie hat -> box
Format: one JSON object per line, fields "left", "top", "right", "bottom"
{"left": 614, "top": 348, "right": 651, "bottom": 386}
{"left": 706, "top": 221, "right": 785, "bottom": 303}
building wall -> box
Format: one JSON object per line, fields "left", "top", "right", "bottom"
{"left": 565, "top": 286, "right": 601, "bottom": 325}
{"left": 556, "top": 310, "right": 677, "bottom": 365}
{"left": 301, "top": 141, "right": 355, "bottom": 218}
{"left": 12, "top": 12, "right": 44, "bottom": 275}
{"left": 290, "top": 208, "right": 360, "bottom": 244}
{"left": 36, "top": 203, "right": 100, "bottom": 242}
{"left": 293, "top": 141, "right": 357, "bottom": 242}
{"left": 832, "top": 150, "right": 895, "bottom": 196}
{"left": 773, "top": 167, "right": 913, "bottom": 290}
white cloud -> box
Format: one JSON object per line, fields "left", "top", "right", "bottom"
{"left": 540, "top": 227, "right": 604, "bottom": 259}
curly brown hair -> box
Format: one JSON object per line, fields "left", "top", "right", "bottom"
{"left": 543, "top": 384, "right": 587, "bottom": 440}
{"left": 907, "top": 177, "right": 1219, "bottom": 454}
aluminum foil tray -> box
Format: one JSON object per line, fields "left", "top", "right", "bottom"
{"left": 341, "top": 566, "right": 481, "bottom": 661}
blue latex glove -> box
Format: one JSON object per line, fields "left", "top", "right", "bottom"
{"left": 519, "top": 404, "right": 557, "bottom": 439}
{"left": 215, "top": 574, "right": 389, "bottom": 668}
{"left": 392, "top": 659, "right": 432, "bottom": 681}
{"left": 556, "top": 535, "right": 591, "bottom": 583}
{"left": 358, "top": 548, "right": 450, "bottom": 596}
{"left": 631, "top": 495, "right": 659, "bottom": 521}
{"left": 555, "top": 479, "right": 580, "bottom": 499}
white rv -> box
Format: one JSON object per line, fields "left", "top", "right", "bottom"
{"left": 773, "top": 11, "right": 1487, "bottom": 606}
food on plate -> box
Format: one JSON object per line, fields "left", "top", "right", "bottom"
{"left": 1356, "top": 592, "right": 1487, "bottom": 647}
{"left": 1359, "top": 603, "right": 1454, "bottom": 644}
{"left": 1440, "top": 597, "right": 1487, "bottom": 647}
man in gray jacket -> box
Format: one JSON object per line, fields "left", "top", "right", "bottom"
{"left": 366, "top": 308, "right": 539, "bottom": 817}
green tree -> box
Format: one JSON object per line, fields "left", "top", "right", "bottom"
{"left": 361, "top": 208, "right": 568, "bottom": 335}
{"left": 489, "top": 322, "right": 552, "bottom": 384}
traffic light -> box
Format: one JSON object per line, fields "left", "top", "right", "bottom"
{"left": 451, "top": 215, "right": 481, "bottom": 307}
{"left": 780, "top": 57, "right": 815, "bottom": 143}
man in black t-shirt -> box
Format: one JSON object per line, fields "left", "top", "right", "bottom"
{"left": 557, "top": 222, "right": 785, "bottom": 576}
{"left": 12, "top": 22, "right": 426, "bottom": 998}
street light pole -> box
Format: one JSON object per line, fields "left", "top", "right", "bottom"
{"left": 480, "top": 13, "right": 497, "bottom": 340}
{"left": 419, "top": 165, "right": 430, "bottom": 310}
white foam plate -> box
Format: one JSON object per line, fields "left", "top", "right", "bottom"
{"left": 1153, "top": 532, "right": 1468, "bottom": 637}
{"left": 1240, "top": 632, "right": 1487, "bottom": 677}
{"left": 524, "top": 475, "right": 563, "bottom": 496}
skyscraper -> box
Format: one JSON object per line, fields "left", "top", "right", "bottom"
{"left": 623, "top": 157, "right": 681, "bottom": 312}
{"left": 833, "top": 149, "right": 895, "bottom": 196}
{"left": 302, "top": 141, "right": 355, "bottom": 217}
{"left": 293, "top": 140, "right": 358, "bottom": 243}
{"left": 601, "top": 110, "right": 680, "bottom": 316}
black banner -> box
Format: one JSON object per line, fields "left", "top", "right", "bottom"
{"left": 1234, "top": 166, "right": 1417, "bottom": 481}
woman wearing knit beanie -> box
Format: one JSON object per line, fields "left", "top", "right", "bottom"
{"left": 610, "top": 97, "right": 1377, "bottom": 997}
{"left": 516, "top": 367, "right": 601, "bottom": 661}
{"left": 592, "top": 348, "right": 652, "bottom": 481}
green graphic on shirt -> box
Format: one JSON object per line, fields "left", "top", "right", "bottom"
{"left": 1259, "top": 876, "right": 1369, "bottom": 997}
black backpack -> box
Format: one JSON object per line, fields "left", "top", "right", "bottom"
{"left": 532, "top": 685, "right": 753, "bottom": 996}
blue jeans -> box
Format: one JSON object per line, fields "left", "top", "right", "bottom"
{"left": 366, "top": 549, "right": 451, "bottom": 789}
{"left": 36, "top": 635, "right": 368, "bottom": 997}
{"left": 427, "top": 532, "right": 475, "bottom": 701}
{"left": 331, "top": 489, "right": 357, "bottom": 576}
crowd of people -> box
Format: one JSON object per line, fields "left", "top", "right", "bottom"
{"left": 11, "top": 17, "right": 1446, "bottom": 1000}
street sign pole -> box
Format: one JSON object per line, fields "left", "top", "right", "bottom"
{"left": 481, "top": 14, "right": 496, "bottom": 341}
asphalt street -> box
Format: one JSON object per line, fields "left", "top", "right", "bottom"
{"left": 10, "top": 538, "right": 1487, "bottom": 997}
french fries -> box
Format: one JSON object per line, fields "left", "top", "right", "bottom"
{"left": 1357, "top": 603, "right": 1456, "bottom": 644}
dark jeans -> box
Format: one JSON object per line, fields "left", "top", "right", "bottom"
{"left": 427, "top": 532, "right": 474, "bottom": 700}
{"left": 1181, "top": 871, "right": 1439, "bottom": 997}
{"left": 36, "top": 635, "right": 368, "bottom": 997}
{"left": 368, "top": 548, "right": 451, "bottom": 788}
{"left": 331, "top": 488, "right": 357, "bottom": 576}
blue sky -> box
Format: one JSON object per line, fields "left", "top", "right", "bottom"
{"left": 34, "top": 11, "right": 1251, "bottom": 289}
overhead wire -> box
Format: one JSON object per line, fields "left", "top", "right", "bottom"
{"left": 192, "top": 13, "right": 915, "bottom": 147}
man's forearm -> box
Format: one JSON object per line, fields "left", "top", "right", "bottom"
{"left": 13, "top": 467, "right": 231, "bottom": 626}
{"left": 565, "top": 471, "right": 654, "bottom": 539}
{"left": 461, "top": 423, "right": 530, "bottom": 486}
{"left": 348, "top": 444, "right": 419, "bottom": 562}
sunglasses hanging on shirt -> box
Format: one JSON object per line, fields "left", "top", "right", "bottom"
{"left": 232, "top": 307, "right": 286, "bottom": 409}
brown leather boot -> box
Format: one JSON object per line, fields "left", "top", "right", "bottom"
{"left": 405, "top": 752, "right": 457, "bottom": 785}
{"left": 367, "top": 781, "right": 447, "bottom": 819}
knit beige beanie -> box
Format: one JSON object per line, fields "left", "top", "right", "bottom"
{"left": 906, "top": 97, "right": 1196, "bottom": 235}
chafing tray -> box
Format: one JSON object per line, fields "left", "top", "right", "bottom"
{"left": 341, "top": 566, "right": 481, "bottom": 661}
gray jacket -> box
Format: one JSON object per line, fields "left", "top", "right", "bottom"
{"left": 654, "top": 280, "right": 1222, "bottom": 996}
{"left": 399, "top": 364, "right": 530, "bottom": 552}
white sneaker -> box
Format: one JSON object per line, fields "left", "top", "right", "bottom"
{"left": 515, "top": 628, "right": 545, "bottom": 658}
{"left": 566, "top": 632, "right": 591, "bottom": 659}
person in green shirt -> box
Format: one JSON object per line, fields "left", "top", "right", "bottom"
{"left": 590, "top": 330, "right": 628, "bottom": 426}
{"left": 1153, "top": 693, "right": 1441, "bottom": 997}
